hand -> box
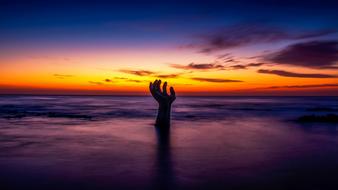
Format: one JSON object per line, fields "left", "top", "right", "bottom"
{"left": 149, "top": 79, "right": 176, "bottom": 106}
{"left": 149, "top": 79, "right": 176, "bottom": 127}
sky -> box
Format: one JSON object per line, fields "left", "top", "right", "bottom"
{"left": 0, "top": 0, "right": 337, "bottom": 95}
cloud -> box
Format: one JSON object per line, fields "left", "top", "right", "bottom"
{"left": 154, "top": 74, "right": 181, "bottom": 78}
{"left": 229, "top": 65, "right": 247, "bottom": 69}
{"left": 119, "top": 69, "right": 181, "bottom": 79}
{"left": 119, "top": 69, "right": 155, "bottom": 76}
{"left": 216, "top": 53, "right": 237, "bottom": 63}
{"left": 247, "top": 63, "right": 266, "bottom": 67}
{"left": 262, "top": 83, "right": 338, "bottom": 89}
{"left": 223, "top": 59, "right": 236, "bottom": 63}
{"left": 112, "top": 77, "right": 144, "bottom": 83}
{"left": 265, "top": 40, "right": 338, "bottom": 69}
{"left": 258, "top": 69, "right": 337, "bottom": 78}
{"left": 88, "top": 81, "right": 104, "bottom": 85}
{"left": 114, "top": 77, "right": 128, "bottom": 80}
{"left": 104, "top": 79, "right": 112, "bottom": 82}
{"left": 172, "top": 61, "right": 267, "bottom": 71}
{"left": 229, "top": 62, "right": 266, "bottom": 70}
{"left": 191, "top": 77, "right": 243, "bottom": 83}
{"left": 127, "top": 79, "right": 142, "bottom": 83}
{"left": 53, "top": 74, "right": 73, "bottom": 79}
{"left": 320, "top": 66, "right": 338, "bottom": 69}
{"left": 187, "top": 23, "right": 335, "bottom": 53}
{"left": 171, "top": 62, "right": 225, "bottom": 70}
{"left": 216, "top": 53, "right": 232, "bottom": 59}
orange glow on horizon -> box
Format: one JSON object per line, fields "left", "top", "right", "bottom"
{"left": 1, "top": 48, "right": 337, "bottom": 96}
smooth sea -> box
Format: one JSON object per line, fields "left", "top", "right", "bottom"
{"left": 0, "top": 95, "right": 337, "bottom": 190}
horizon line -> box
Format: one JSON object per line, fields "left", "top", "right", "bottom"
{"left": 1, "top": 93, "right": 337, "bottom": 97}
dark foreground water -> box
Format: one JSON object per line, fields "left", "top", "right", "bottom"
{"left": 0, "top": 96, "right": 337, "bottom": 190}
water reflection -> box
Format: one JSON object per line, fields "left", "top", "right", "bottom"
{"left": 0, "top": 96, "right": 338, "bottom": 189}
{"left": 153, "top": 127, "right": 175, "bottom": 190}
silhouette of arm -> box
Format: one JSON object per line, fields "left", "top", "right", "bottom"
{"left": 149, "top": 80, "right": 176, "bottom": 128}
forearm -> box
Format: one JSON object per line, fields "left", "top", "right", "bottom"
{"left": 155, "top": 103, "right": 172, "bottom": 127}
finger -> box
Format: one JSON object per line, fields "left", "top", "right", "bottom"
{"left": 157, "top": 80, "right": 162, "bottom": 93}
{"left": 170, "top": 86, "right": 176, "bottom": 98}
{"left": 151, "top": 81, "right": 161, "bottom": 100}
{"left": 153, "top": 80, "right": 158, "bottom": 91}
{"left": 149, "top": 82, "right": 155, "bottom": 96}
{"left": 162, "top": 81, "right": 168, "bottom": 95}
{"left": 153, "top": 80, "right": 162, "bottom": 97}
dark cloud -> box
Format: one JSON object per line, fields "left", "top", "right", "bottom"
{"left": 113, "top": 77, "right": 144, "bottom": 83}
{"left": 224, "top": 59, "right": 236, "bottom": 63}
{"left": 258, "top": 69, "right": 337, "bottom": 78}
{"left": 265, "top": 40, "right": 338, "bottom": 69}
{"left": 104, "top": 79, "right": 112, "bottom": 82}
{"left": 248, "top": 63, "right": 266, "bottom": 67}
{"left": 172, "top": 61, "right": 267, "bottom": 71}
{"left": 191, "top": 77, "right": 243, "bottom": 83}
{"left": 262, "top": 83, "right": 338, "bottom": 89}
{"left": 119, "top": 69, "right": 180, "bottom": 79}
{"left": 154, "top": 74, "right": 181, "bottom": 78}
{"left": 216, "top": 53, "right": 232, "bottom": 59}
{"left": 229, "top": 62, "right": 265, "bottom": 70}
{"left": 119, "top": 69, "right": 155, "bottom": 76}
{"left": 53, "top": 74, "right": 73, "bottom": 79}
{"left": 88, "top": 81, "right": 103, "bottom": 85}
{"left": 320, "top": 66, "right": 338, "bottom": 69}
{"left": 215, "top": 53, "right": 237, "bottom": 63}
{"left": 188, "top": 24, "right": 335, "bottom": 53}
{"left": 171, "top": 62, "right": 224, "bottom": 70}
{"left": 127, "top": 79, "right": 142, "bottom": 83}
{"left": 229, "top": 65, "right": 247, "bottom": 69}
{"left": 114, "top": 77, "right": 128, "bottom": 80}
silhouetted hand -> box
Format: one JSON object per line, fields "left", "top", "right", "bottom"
{"left": 149, "top": 79, "right": 176, "bottom": 106}
{"left": 149, "top": 79, "right": 176, "bottom": 128}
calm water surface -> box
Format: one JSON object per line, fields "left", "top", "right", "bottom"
{"left": 0, "top": 96, "right": 337, "bottom": 189}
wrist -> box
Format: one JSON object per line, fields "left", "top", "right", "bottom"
{"left": 158, "top": 102, "right": 171, "bottom": 110}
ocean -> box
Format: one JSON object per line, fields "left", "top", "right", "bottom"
{"left": 0, "top": 95, "right": 337, "bottom": 190}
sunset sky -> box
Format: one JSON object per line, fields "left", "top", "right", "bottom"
{"left": 1, "top": 0, "right": 337, "bottom": 95}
